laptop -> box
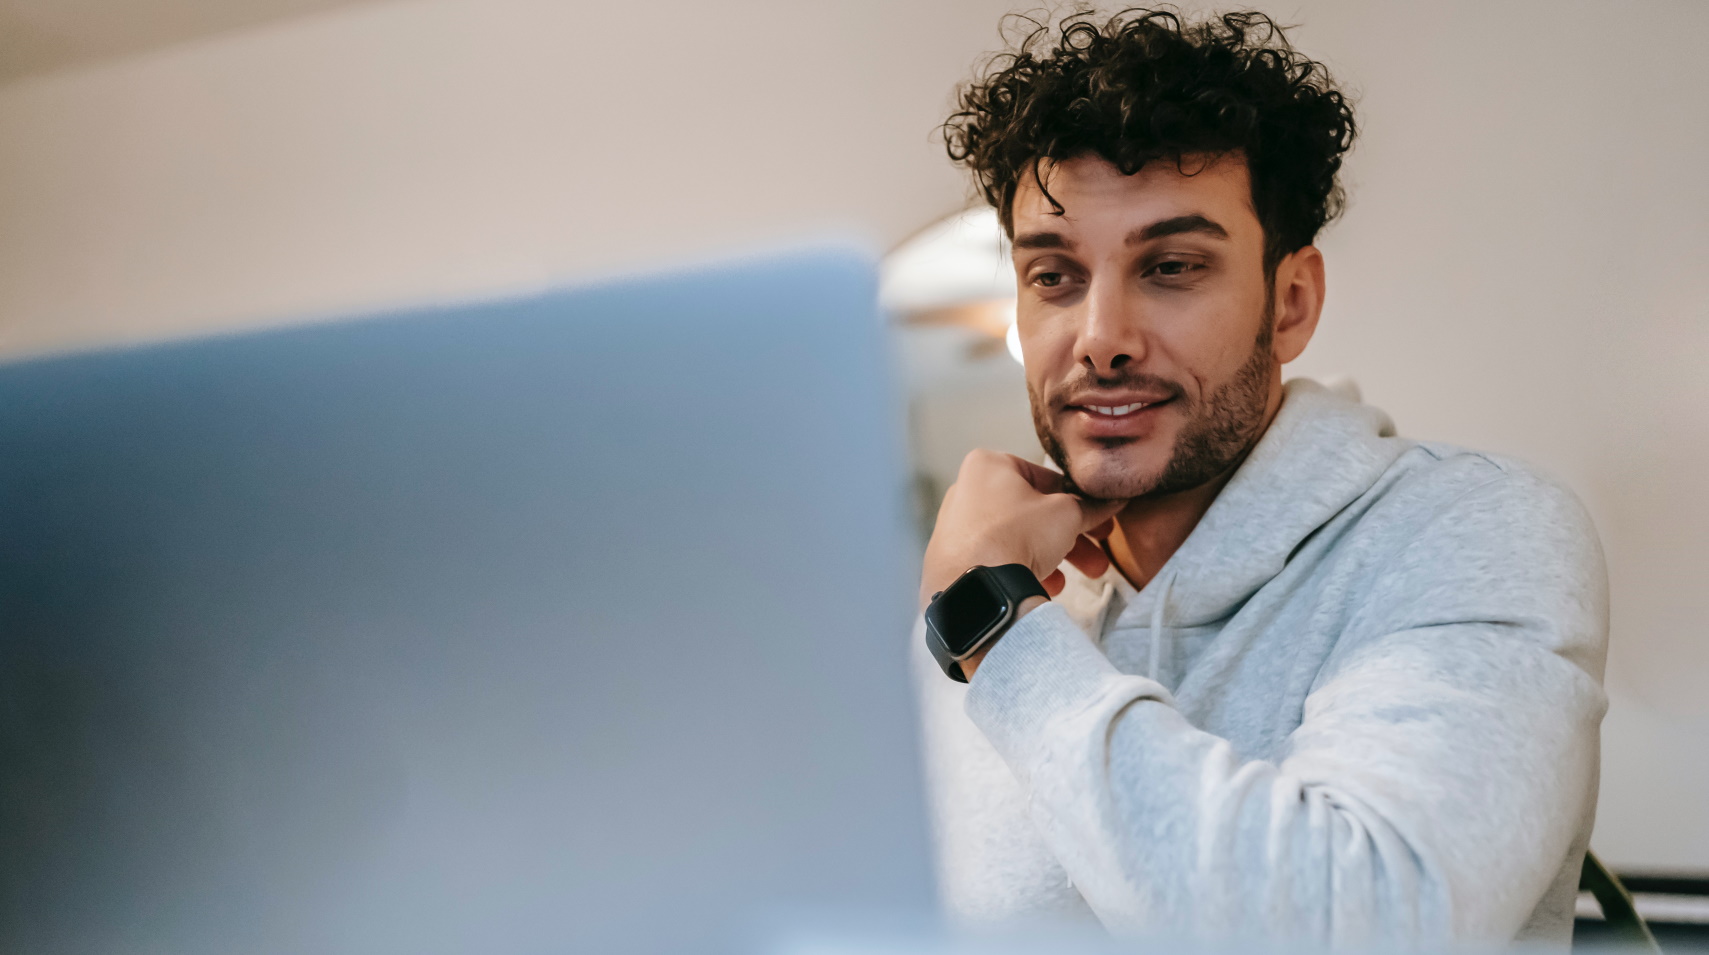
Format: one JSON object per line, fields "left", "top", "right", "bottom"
{"left": 0, "top": 248, "right": 934, "bottom": 954}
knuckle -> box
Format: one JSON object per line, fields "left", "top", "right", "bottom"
{"left": 961, "top": 448, "right": 999, "bottom": 471}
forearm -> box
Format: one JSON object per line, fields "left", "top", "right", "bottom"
{"left": 963, "top": 603, "right": 1598, "bottom": 945}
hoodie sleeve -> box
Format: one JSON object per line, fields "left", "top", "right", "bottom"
{"left": 961, "top": 468, "right": 1608, "bottom": 946}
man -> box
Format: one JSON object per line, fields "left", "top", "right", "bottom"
{"left": 914, "top": 9, "right": 1607, "bottom": 948}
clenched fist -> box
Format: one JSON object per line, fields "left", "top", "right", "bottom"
{"left": 921, "top": 450, "right": 1125, "bottom": 635}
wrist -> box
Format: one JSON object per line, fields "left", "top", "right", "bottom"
{"left": 922, "top": 565, "right": 1049, "bottom": 683}
{"left": 921, "top": 551, "right": 1025, "bottom": 609}
{"left": 959, "top": 595, "right": 1047, "bottom": 679}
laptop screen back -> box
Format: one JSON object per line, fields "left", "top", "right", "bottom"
{"left": 0, "top": 249, "right": 933, "bottom": 954}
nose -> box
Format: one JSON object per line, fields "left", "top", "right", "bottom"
{"left": 1075, "top": 273, "right": 1146, "bottom": 377}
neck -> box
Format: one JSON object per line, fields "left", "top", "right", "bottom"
{"left": 1103, "top": 382, "right": 1286, "bottom": 591}
{"left": 1103, "top": 474, "right": 1232, "bottom": 591}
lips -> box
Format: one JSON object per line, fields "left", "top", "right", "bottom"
{"left": 1064, "top": 392, "right": 1176, "bottom": 438}
{"left": 1085, "top": 401, "right": 1151, "bottom": 416}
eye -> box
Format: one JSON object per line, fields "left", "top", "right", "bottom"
{"left": 1021, "top": 259, "right": 1083, "bottom": 294}
{"left": 1142, "top": 256, "right": 1211, "bottom": 283}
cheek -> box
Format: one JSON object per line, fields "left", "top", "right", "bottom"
{"left": 1017, "top": 318, "right": 1070, "bottom": 383}
{"left": 1159, "top": 294, "right": 1266, "bottom": 388}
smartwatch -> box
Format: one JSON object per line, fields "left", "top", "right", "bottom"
{"left": 923, "top": 564, "right": 1048, "bottom": 683}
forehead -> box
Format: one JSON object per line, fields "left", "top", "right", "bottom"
{"left": 1010, "top": 153, "right": 1258, "bottom": 238}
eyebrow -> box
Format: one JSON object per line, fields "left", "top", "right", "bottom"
{"left": 1011, "top": 230, "right": 1069, "bottom": 251}
{"left": 1129, "top": 214, "right": 1229, "bottom": 244}
{"left": 1010, "top": 214, "right": 1230, "bottom": 253}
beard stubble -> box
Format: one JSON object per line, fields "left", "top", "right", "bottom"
{"left": 1029, "top": 308, "right": 1276, "bottom": 503}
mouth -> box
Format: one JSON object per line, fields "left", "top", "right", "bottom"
{"left": 1083, "top": 401, "right": 1154, "bottom": 417}
{"left": 1063, "top": 393, "right": 1177, "bottom": 437}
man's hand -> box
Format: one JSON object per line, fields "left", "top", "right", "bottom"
{"left": 922, "top": 450, "right": 1125, "bottom": 644}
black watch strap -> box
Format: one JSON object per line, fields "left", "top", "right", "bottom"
{"left": 924, "top": 563, "right": 1048, "bottom": 683}
{"left": 985, "top": 563, "right": 1049, "bottom": 603}
{"left": 924, "top": 618, "right": 970, "bottom": 683}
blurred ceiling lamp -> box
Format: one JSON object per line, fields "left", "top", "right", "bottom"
{"left": 881, "top": 207, "right": 1020, "bottom": 363}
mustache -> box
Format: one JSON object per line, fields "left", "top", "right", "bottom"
{"left": 1050, "top": 369, "right": 1187, "bottom": 407}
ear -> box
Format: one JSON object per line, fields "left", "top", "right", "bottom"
{"left": 1271, "top": 245, "right": 1325, "bottom": 365}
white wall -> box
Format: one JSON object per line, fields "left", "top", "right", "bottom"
{"left": 0, "top": 0, "right": 1017, "bottom": 355}
{"left": 1, "top": 0, "right": 1704, "bottom": 871}
{"left": 1281, "top": 0, "right": 1709, "bottom": 872}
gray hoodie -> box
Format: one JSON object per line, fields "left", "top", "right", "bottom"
{"left": 916, "top": 379, "right": 1608, "bottom": 948}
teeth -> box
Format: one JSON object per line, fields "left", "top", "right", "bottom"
{"left": 1090, "top": 403, "right": 1148, "bottom": 416}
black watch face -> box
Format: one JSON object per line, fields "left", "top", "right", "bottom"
{"left": 927, "top": 569, "right": 1011, "bottom": 657}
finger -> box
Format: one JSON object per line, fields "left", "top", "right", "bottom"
{"left": 938, "top": 481, "right": 958, "bottom": 509}
{"left": 1065, "top": 533, "right": 1110, "bottom": 579}
{"left": 1006, "top": 455, "right": 1069, "bottom": 495}
{"left": 1041, "top": 568, "right": 1065, "bottom": 597}
{"left": 1085, "top": 518, "right": 1116, "bottom": 541}
{"left": 1077, "top": 496, "right": 1125, "bottom": 533}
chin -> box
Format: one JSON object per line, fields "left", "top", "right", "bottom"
{"left": 1063, "top": 446, "right": 1168, "bottom": 501}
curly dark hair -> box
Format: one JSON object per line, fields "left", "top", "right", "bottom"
{"left": 943, "top": 7, "right": 1356, "bottom": 274}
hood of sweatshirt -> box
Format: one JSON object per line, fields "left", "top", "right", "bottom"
{"left": 1059, "top": 378, "right": 1409, "bottom": 634}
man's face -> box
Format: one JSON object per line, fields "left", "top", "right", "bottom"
{"left": 1012, "top": 153, "right": 1297, "bottom": 502}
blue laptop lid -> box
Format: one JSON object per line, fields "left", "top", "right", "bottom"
{"left": 0, "top": 249, "right": 933, "bottom": 954}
